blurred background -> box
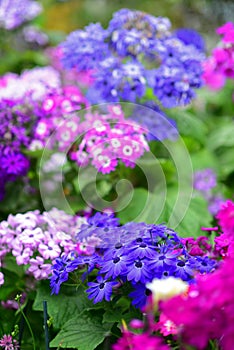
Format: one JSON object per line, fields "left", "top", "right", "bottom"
{"left": 43, "top": 0, "right": 233, "bottom": 44}
{"left": 1, "top": 0, "right": 234, "bottom": 74}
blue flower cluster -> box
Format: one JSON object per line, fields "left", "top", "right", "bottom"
{"left": 60, "top": 9, "right": 205, "bottom": 108}
{"left": 0, "top": 100, "right": 30, "bottom": 199}
{"left": 50, "top": 213, "right": 217, "bottom": 308}
{"left": 130, "top": 102, "right": 178, "bottom": 141}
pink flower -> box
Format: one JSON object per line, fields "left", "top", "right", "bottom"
{"left": 156, "top": 313, "right": 178, "bottom": 336}
{"left": 38, "top": 241, "right": 61, "bottom": 260}
{"left": 0, "top": 272, "right": 4, "bottom": 286}
{"left": 216, "top": 22, "right": 234, "bottom": 43}
{"left": 216, "top": 200, "right": 234, "bottom": 235}
{"left": 112, "top": 331, "right": 169, "bottom": 350}
{"left": 28, "top": 257, "right": 51, "bottom": 279}
{"left": 0, "top": 334, "right": 19, "bottom": 350}
{"left": 92, "top": 151, "right": 118, "bottom": 174}
{"left": 161, "top": 256, "right": 234, "bottom": 349}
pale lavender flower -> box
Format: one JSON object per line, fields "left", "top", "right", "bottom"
{"left": 0, "top": 0, "right": 42, "bottom": 30}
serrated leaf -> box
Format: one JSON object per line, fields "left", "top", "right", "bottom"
{"left": 50, "top": 312, "right": 112, "bottom": 349}
{"left": 103, "top": 309, "right": 123, "bottom": 323}
{"left": 33, "top": 282, "right": 101, "bottom": 329}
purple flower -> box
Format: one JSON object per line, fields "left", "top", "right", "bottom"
{"left": 0, "top": 0, "right": 42, "bottom": 30}
{"left": 87, "top": 212, "right": 120, "bottom": 228}
{"left": 61, "top": 23, "right": 109, "bottom": 71}
{"left": 1, "top": 151, "right": 30, "bottom": 177}
{"left": 50, "top": 254, "right": 81, "bottom": 294}
{"left": 60, "top": 9, "right": 205, "bottom": 106}
{"left": 175, "top": 28, "right": 205, "bottom": 52}
{"left": 100, "top": 254, "right": 128, "bottom": 279}
{"left": 86, "top": 275, "right": 118, "bottom": 303}
{"left": 126, "top": 257, "right": 152, "bottom": 283}
{"left": 129, "top": 283, "right": 152, "bottom": 308}
{"left": 130, "top": 103, "right": 178, "bottom": 142}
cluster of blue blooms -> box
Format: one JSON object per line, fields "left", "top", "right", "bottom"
{"left": 61, "top": 9, "right": 205, "bottom": 108}
{"left": 50, "top": 213, "right": 217, "bottom": 308}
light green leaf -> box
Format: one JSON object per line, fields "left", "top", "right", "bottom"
{"left": 207, "top": 123, "right": 234, "bottom": 150}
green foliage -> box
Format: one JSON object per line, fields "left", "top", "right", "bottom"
{"left": 50, "top": 311, "right": 113, "bottom": 349}
{"left": 33, "top": 282, "right": 102, "bottom": 329}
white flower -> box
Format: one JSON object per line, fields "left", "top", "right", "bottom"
{"left": 146, "top": 277, "right": 188, "bottom": 304}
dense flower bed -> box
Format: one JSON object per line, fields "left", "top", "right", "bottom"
{"left": 0, "top": 2, "right": 234, "bottom": 349}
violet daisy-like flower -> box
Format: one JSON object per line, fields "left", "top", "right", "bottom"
{"left": 129, "top": 283, "right": 152, "bottom": 308}
{"left": 100, "top": 254, "right": 128, "bottom": 279}
{"left": 86, "top": 275, "right": 118, "bottom": 303}
{"left": 1, "top": 151, "right": 30, "bottom": 177}
{"left": 0, "top": 334, "right": 19, "bottom": 350}
{"left": 126, "top": 257, "right": 152, "bottom": 283}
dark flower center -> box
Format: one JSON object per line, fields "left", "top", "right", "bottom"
{"left": 177, "top": 261, "right": 185, "bottom": 267}
{"left": 135, "top": 261, "right": 143, "bottom": 268}
{"left": 140, "top": 242, "right": 147, "bottom": 248}
{"left": 113, "top": 257, "right": 120, "bottom": 264}
{"left": 159, "top": 255, "right": 165, "bottom": 260}
{"left": 99, "top": 282, "right": 105, "bottom": 289}
{"left": 115, "top": 242, "right": 122, "bottom": 249}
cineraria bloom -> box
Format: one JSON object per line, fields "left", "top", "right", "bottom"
{"left": 182, "top": 236, "right": 212, "bottom": 256}
{"left": 203, "top": 22, "right": 234, "bottom": 90}
{"left": 22, "top": 25, "right": 49, "bottom": 46}
{"left": 86, "top": 275, "right": 118, "bottom": 303}
{"left": 0, "top": 334, "right": 19, "bottom": 350}
{"left": 112, "top": 330, "right": 169, "bottom": 350}
{"left": 60, "top": 9, "right": 205, "bottom": 107}
{"left": 214, "top": 233, "right": 234, "bottom": 258}
{"left": 161, "top": 256, "right": 234, "bottom": 350}
{"left": 193, "top": 168, "right": 224, "bottom": 215}
{"left": 0, "top": 0, "right": 42, "bottom": 30}
{"left": 193, "top": 168, "right": 217, "bottom": 193}
{"left": 156, "top": 313, "right": 178, "bottom": 336}
{"left": 174, "top": 28, "right": 205, "bottom": 52}
{"left": 51, "top": 213, "right": 217, "bottom": 306}
{"left": 130, "top": 103, "right": 178, "bottom": 142}
{"left": 0, "top": 208, "right": 86, "bottom": 285}
{"left": 68, "top": 105, "right": 149, "bottom": 174}
{"left": 0, "top": 65, "right": 88, "bottom": 199}
{"left": 0, "top": 66, "right": 61, "bottom": 102}
{"left": 216, "top": 200, "right": 234, "bottom": 235}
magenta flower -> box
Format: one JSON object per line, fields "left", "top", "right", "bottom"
{"left": 161, "top": 256, "right": 234, "bottom": 349}
{"left": 216, "top": 200, "right": 234, "bottom": 235}
{"left": 112, "top": 331, "right": 169, "bottom": 350}
{"left": 203, "top": 22, "right": 234, "bottom": 90}
{"left": 0, "top": 334, "right": 19, "bottom": 350}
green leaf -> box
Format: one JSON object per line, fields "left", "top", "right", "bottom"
{"left": 103, "top": 308, "right": 123, "bottom": 323}
{"left": 170, "top": 111, "right": 207, "bottom": 144}
{"left": 190, "top": 148, "right": 219, "bottom": 173}
{"left": 157, "top": 191, "right": 213, "bottom": 237}
{"left": 33, "top": 282, "right": 101, "bottom": 329}
{"left": 4, "top": 255, "right": 25, "bottom": 277}
{"left": 215, "top": 148, "right": 234, "bottom": 177}
{"left": 117, "top": 188, "right": 162, "bottom": 224}
{"left": 50, "top": 312, "right": 112, "bottom": 349}
{"left": 207, "top": 123, "right": 234, "bottom": 150}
